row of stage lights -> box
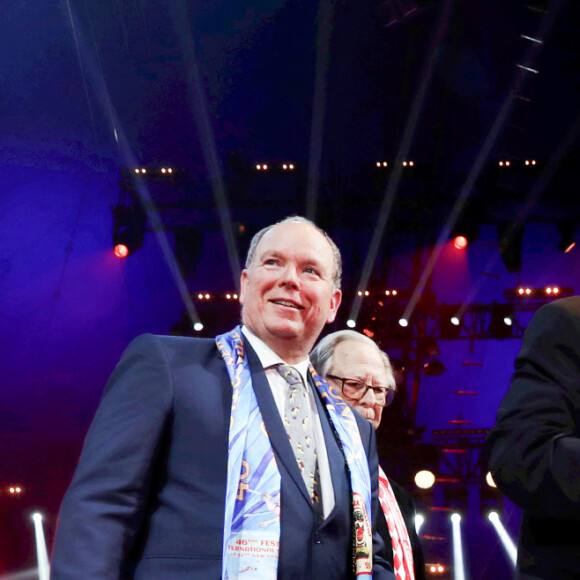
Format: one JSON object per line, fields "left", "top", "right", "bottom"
{"left": 195, "top": 292, "right": 239, "bottom": 300}
{"left": 255, "top": 163, "right": 295, "bottom": 171}
{"left": 127, "top": 159, "right": 541, "bottom": 175}
{"left": 357, "top": 289, "right": 399, "bottom": 297}
{"left": 498, "top": 159, "right": 537, "bottom": 166}
{"left": 375, "top": 161, "right": 415, "bottom": 167}
{"left": 512, "top": 286, "right": 563, "bottom": 296}
{"left": 132, "top": 167, "right": 174, "bottom": 174}
{"left": 189, "top": 286, "right": 568, "bottom": 333}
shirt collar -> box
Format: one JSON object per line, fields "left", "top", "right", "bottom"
{"left": 241, "top": 326, "right": 311, "bottom": 383}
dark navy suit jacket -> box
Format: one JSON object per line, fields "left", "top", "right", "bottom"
{"left": 51, "top": 333, "right": 394, "bottom": 579}
{"left": 486, "top": 297, "right": 580, "bottom": 579}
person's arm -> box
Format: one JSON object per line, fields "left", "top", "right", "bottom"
{"left": 50, "top": 334, "right": 173, "bottom": 578}
{"left": 486, "top": 298, "right": 580, "bottom": 520}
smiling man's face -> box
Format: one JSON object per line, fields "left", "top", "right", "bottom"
{"left": 240, "top": 221, "right": 341, "bottom": 363}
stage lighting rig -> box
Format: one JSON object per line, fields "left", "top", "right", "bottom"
{"left": 112, "top": 204, "right": 147, "bottom": 258}
{"left": 451, "top": 221, "right": 479, "bottom": 250}
{"left": 504, "top": 286, "right": 573, "bottom": 300}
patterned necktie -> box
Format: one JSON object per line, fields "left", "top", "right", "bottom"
{"left": 276, "top": 364, "right": 321, "bottom": 508}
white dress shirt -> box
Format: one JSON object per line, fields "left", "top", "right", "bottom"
{"left": 242, "top": 326, "right": 335, "bottom": 518}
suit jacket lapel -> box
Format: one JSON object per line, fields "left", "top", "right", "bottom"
{"left": 312, "top": 379, "right": 349, "bottom": 521}
{"left": 245, "top": 341, "right": 312, "bottom": 507}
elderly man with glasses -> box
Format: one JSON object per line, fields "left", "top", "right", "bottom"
{"left": 311, "top": 330, "right": 425, "bottom": 580}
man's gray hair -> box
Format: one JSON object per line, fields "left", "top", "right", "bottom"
{"left": 310, "top": 330, "right": 396, "bottom": 390}
{"left": 244, "top": 216, "right": 342, "bottom": 290}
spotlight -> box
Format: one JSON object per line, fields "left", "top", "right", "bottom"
{"left": 193, "top": 322, "right": 204, "bottom": 332}
{"left": 489, "top": 304, "right": 515, "bottom": 339}
{"left": 415, "top": 470, "right": 436, "bottom": 489}
{"left": 113, "top": 244, "right": 129, "bottom": 259}
{"left": 399, "top": 318, "right": 408, "bottom": 327}
{"left": 427, "top": 563, "right": 446, "bottom": 575}
{"left": 451, "top": 511, "right": 466, "bottom": 580}
{"left": 480, "top": 481, "right": 504, "bottom": 519}
{"left": 451, "top": 222, "right": 479, "bottom": 249}
{"left": 487, "top": 510, "right": 518, "bottom": 566}
{"left": 346, "top": 319, "right": 356, "bottom": 328}
{"left": 32, "top": 511, "right": 50, "bottom": 580}
{"left": 440, "top": 306, "right": 462, "bottom": 339}
{"left": 112, "top": 205, "right": 147, "bottom": 258}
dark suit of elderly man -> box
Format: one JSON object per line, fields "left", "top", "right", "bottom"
{"left": 311, "top": 330, "right": 425, "bottom": 580}
{"left": 50, "top": 216, "right": 394, "bottom": 579}
{"left": 486, "top": 296, "right": 580, "bottom": 580}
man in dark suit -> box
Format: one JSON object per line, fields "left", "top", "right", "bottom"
{"left": 486, "top": 296, "right": 580, "bottom": 580}
{"left": 311, "top": 330, "right": 425, "bottom": 580}
{"left": 50, "top": 216, "right": 394, "bottom": 579}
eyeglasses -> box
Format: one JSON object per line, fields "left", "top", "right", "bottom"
{"left": 326, "top": 375, "right": 396, "bottom": 407}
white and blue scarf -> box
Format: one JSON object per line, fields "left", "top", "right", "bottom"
{"left": 216, "top": 326, "right": 373, "bottom": 579}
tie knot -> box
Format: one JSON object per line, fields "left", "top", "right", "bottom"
{"left": 276, "top": 364, "right": 304, "bottom": 388}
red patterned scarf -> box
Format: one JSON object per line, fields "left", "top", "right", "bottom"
{"left": 378, "top": 466, "right": 415, "bottom": 580}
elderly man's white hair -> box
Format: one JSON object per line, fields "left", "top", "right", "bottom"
{"left": 310, "top": 330, "right": 396, "bottom": 391}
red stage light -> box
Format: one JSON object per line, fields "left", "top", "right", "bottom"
{"left": 453, "top": 235, "right": 468, "bottom": 250}
{"left": 114, "top": 244, "right": 130, "bottom": 258}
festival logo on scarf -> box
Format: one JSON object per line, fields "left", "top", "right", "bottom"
{"left": 353, "top": 492, "right": 373, "bottom": 575}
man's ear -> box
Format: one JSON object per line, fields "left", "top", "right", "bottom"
{"left": 326, "top": 288, "right": 342, "bottom": 324}
{"left": 239, "top": 269, "right": 248, "bottom": 305}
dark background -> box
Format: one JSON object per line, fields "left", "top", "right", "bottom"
{"left": 2, "top": 0, "right": 579, "bottom": 577}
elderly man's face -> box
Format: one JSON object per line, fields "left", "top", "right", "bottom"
{"left": 327, "top": 340, "right": 387, "bottom": 429}
{"left": 240, "top": 221, "right": 341, "bottom": 363}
